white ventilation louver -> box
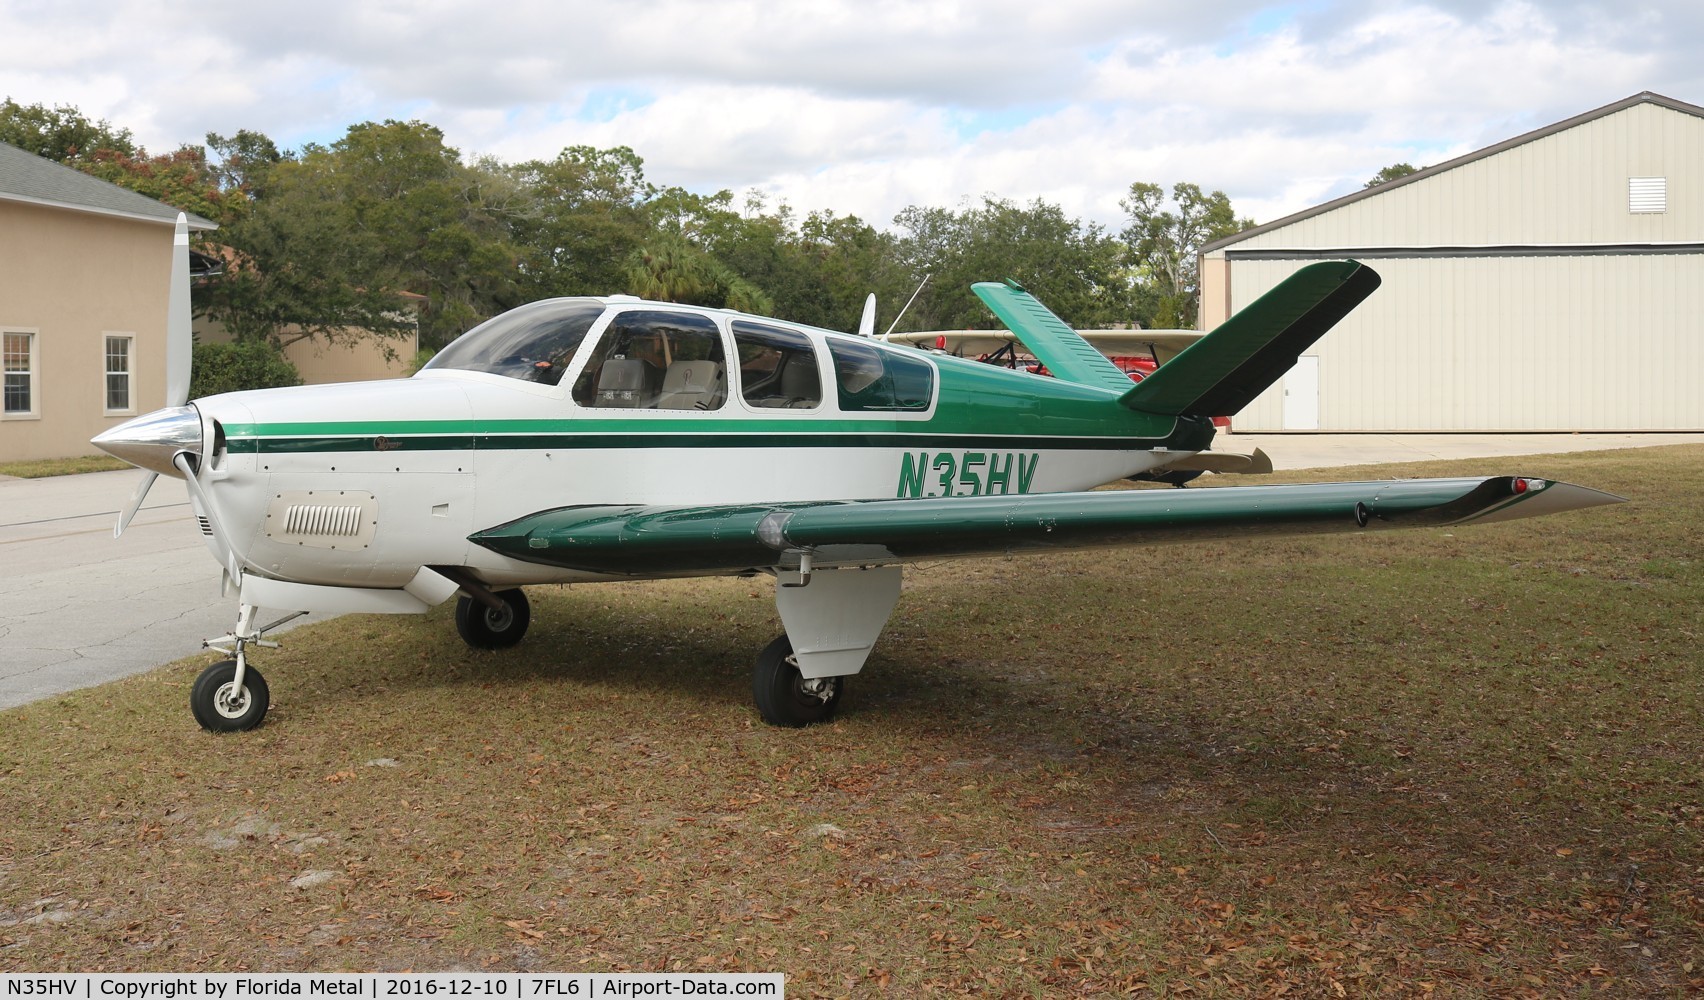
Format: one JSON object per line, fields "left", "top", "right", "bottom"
{"left": 265, "top": 490, "right": 378, "bottom": 549}
{"left": 1629, "top": 177, "right": 1667, "bottom": 214}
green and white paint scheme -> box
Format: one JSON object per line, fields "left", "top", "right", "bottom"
{"left": 93, "top": 227, "right": 1624, "bottom": 731}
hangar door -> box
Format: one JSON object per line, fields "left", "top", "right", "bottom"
{"left": 1228, "top": 253, "right": 1704, "bottom": 432}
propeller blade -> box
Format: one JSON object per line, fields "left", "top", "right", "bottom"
{"left": 165, "top": 213, "right": 192, "bottom": 407}
{"left": 857, "top": 293, "right": 876, "bottom": 338}
{"left": 114, "top": 471, "right": 159, "bottom": 538}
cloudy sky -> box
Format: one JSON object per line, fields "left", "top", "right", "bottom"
{"left": 1, "top": 1, "right": 1697, "bottom": 230}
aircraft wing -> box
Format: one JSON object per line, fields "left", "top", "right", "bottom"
{"left": 468, "top": 477, "right": 1623, "bottom": 577}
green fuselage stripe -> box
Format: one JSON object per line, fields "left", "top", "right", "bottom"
{"left": 224, "top": 428, "right": 1208, "bottom": 456}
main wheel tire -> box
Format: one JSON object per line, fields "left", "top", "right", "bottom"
{"left": 455, "top": 588, "right": 531, "bottom": 649}
{"left": 752, "top": 634, "right": 843, "bottom": 727}
{"left": 190, "top": 659, "right": 270, "bottom": 732}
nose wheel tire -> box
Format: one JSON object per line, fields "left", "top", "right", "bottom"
{"left": 190, "top": 659, "right": 271, "bottom": 732}
{"left": 455, "top": 588, "right": 531, "bottom": 649}
{"left": 752, "top": 634, "right": 843, "bottom": 727}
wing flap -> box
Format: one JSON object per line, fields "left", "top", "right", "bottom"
{"left": 469, "top": 478, "right": 1623, "bottom": 576}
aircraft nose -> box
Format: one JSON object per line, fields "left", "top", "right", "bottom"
{"left": 91, "top": 404, "right": 203, "bottom": 477}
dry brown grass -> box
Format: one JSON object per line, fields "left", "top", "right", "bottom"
{"left": 2, "top": 445, "right": 1700, "bottom": 995}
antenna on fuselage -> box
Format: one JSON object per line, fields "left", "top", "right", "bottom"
{"left": 883, "top": 273, "right": 931, "bottom": 336}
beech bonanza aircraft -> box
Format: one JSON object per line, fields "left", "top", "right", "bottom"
{"left": 94, "top": 215, "right": 1622, "bottom": 732}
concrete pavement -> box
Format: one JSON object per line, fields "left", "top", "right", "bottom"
{"left": 2, "top": 433, "right": 1700, "bottom": 710}
{"left": 0, "top": 470, "right": 255, "bottom": 710}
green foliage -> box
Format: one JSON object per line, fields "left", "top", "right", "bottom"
{"left": 405, "top": 346, "right": 439, "bottom": 375}
{"left": 189, "top": 339, "right": 302, "bottom": 398}
{"left": 202, "top": 120, "right": 518, "bottom": 352}
{"left": 1121, "top": 182, "right": 1253, "bottom": 328}
{"left": 509, "top": 145, "right": 654, "bottom": 299}
{"left": 890, "top": 196, "right": 1130, "bottom": 332}
{"left": 1366, "top": 162, "right": 1422, "bottom": 188}
{"left": 0, "top": 97, "right": 136, "bottom": 162}
{"left": 206, "top": 129, "right": 287, "bottom": 201}
{"left": 624, "top": 232, "right": 772, "bottom": 313}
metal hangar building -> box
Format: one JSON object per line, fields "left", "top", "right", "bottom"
{"left": 1199, "top": 92, "right": 1704, "bottom": 432}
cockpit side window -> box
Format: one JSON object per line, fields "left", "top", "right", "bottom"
{"left": 731, "top": 321, "right": 822, "bottom": 410}
{"left": 422, "top": 298, "right": 604, "bottom": 386}
{"left": 827, "top": 338, "right": 934, "bottom": 411}
{"left": 571, "top": 310, "right": 728, "bottom": 410}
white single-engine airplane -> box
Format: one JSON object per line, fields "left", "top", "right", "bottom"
{"left": 95, "top": 215, "right": 1623, "bottom": 732}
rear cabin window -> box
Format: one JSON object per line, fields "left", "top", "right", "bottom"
{"left": 732, "top": 321, "right": 822, "bottom": 409}
{"left": 423, "top": 298, "right": 604, "bottom": 386}
{"left": 572, "top": 310, "right": 728, "bottom": 410}
{"left": 827, "top": 338, "right": 934, "bottom": 412}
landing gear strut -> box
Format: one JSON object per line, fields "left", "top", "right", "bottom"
{"left": 752, "top": 634, "right": 842, "bottom": 727}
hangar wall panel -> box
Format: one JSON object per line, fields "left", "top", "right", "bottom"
{"left": 1231, "top": 255, "right": 1704, "bottom": 432}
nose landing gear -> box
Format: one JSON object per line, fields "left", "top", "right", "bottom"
{"left": 191, "top": 603, "right": 302, "bottom": 732}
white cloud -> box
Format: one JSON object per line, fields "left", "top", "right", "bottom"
{"left": 1, "top": 1, "right": 1695, "bottom": 231}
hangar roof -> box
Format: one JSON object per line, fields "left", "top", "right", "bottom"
{"left": 1204, "top": 91, "right": 1704, "bottom": 255}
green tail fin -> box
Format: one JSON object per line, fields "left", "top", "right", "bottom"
{"left": 1119, "top": 260, "right": 1381, "bottom": 417}
{"left": 971, "top": 280, "right": 1134, "bottom": 393}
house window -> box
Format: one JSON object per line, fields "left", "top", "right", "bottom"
{"left": 3, "top": 330, "right": 37, "bottom": 417}
{"left": 104, "top": 334, "right": 134, "bottom": 413}
{"left": 1629, "top": 177, "right": 1667, "bottom": 214}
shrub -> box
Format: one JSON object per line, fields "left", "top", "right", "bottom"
{"left": 190, "top": 340, "right": 302, "bottom": 399}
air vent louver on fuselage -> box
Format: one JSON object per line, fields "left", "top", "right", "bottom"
{"left": 264, "top": 490, "right": 379, "bottom": 550}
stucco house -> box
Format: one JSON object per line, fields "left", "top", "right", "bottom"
{"left": 0, "top": 140, "right": 217, "bottom": 462}
{"left": 2, "top": 140, "right": 419, "bottom": 463}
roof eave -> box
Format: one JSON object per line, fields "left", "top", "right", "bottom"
{"left": 0, "top": 190, "right": 218, "bottom": 231}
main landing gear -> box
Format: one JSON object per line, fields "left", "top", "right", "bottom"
{"left": 454, "top": 587, "right": 531, "bottom": 649}
{"left": 752, "top": 634, "right": 843, "bottom": 727}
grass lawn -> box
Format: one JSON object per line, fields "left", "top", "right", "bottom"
{"left": 0, "top": 455, "right": 131, "bottom": 478}
{"left": 1, "top": 445, "right": 1699, "bottom": 995}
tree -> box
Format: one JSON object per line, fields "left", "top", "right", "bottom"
{"left": 0, "top": 97, "right": 136, "bottom": 162}
{"left": 1121, "top": 182, "right": 1252, "bottom": 329}
{"left": 79, "top": 144, "right": 228, "bottom": 221}
{"left": 206, "top": 129, "right": 289, "bottom": 203}
{"left": 626, "top": 231, "right": 773, "bottom": 314}
{"left": 889, "top": 196, "right": 1129, "bottom": 333}
{"left": 1366, "top": 163, "right": 1422, "bottom": 188}
{"left": 202, "top": 120, "right": 522, "bottom": 352}
{"left": 507, "top": 145, "right": 654, "bottom": 299}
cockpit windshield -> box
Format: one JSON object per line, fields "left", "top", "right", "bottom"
{"left": 421, "top": 298, "right": 606, "bottom": 386}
